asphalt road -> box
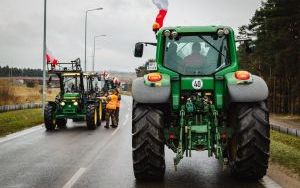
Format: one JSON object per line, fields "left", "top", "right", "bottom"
{"left": 0, "top": 96, "right": 281, "bottom": 188}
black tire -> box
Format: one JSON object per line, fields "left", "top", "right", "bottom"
{"left": 228, "top": 102, "right": 270, "bottom": 180}
{"left": 44, "top": 104, "right": 56, "bottom": 131}
{"left": 132, "top": 102, "right": 165, "bottom": 181}
{"left": 86, "top": 104, "right": 97, "bottom": 130}
{"left": 57, "top": 118, "right": 67, "bottom": 129}
{"left": 101, "top": 102, "right": 106, "bottom": 121}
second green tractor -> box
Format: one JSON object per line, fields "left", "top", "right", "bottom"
{"left": 44, "top": 58, "right": 104, "bottom": 130}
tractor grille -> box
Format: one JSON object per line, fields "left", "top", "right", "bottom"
{"left": 62, "top": 104, "right": 76, "bottom": 114}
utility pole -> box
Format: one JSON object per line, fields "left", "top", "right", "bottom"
{"left": 84, "top": 7, "right": 103, "bottom": 72}
{"left": 42, "top": 0, "right": 47, "bottom": 114}
{"left": 93, "top": 34, "right": 106, "bottom": 71}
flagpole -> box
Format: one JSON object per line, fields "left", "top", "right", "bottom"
{"left": 42, "top": 0, "right": 47, "bottom": 115}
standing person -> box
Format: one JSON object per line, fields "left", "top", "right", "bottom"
{"left": 115, "top": 88, "right": 121, "bottom": 126}
{"left": 105, "top": 89, "right": 118, "bottom": 129}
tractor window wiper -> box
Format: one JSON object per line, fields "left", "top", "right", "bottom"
{"left": 197, "top": 36, "right": 229, "bottom": 64}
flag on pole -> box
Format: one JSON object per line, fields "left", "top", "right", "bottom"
{"left": 152, "top": 0, "right": 169, "bottom": 31}
{"left": 46, "top": 48, "right": 58, "bottom": 66}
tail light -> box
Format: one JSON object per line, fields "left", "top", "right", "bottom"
{"left": 235, "top": 71, "right": 251, "bottom": 80}
{"left": 169, "top": 132, "right": 175, "bottom": 140}
{"left": 148, "top": 73, "right": 162, "bottom": 82}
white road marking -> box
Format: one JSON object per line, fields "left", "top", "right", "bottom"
{"left": 111, "top": 127, "right": 120, "bottom": 136}
{"left": 62, "top": 168, "right": 86, "bottom": 188}
{"left": 62, "top": 97, "right": 131, "bottom": 186}
{"left": 260, "top": 176, "right": 282, "bottom": 188}
{"left": 0, "top": 125, "right": 43, "bottom": 144}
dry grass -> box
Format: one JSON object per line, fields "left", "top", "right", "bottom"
{"left": 0, "top": 79, "right": 59, "bottom": 105}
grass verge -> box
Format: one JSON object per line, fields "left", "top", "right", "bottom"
{"left": 270, "top": 130, "right": 300, "bottom": 177}
{"left": 0, "top": 108, "right": 43, "bottom": 137}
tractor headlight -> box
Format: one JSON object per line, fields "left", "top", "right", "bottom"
{"left": 164, "top": 30, "right": 171, "bottom": 37}
{"left": 217, "top": 29, "right": 225, "bottom": 37}
{"left": 223, "top": 28, "right": 230, "bottom": 35}
{"left": 60, "top": 102, "right": 65, "bottom": 106}
{"left": 74, "top": 101, "right": 78, "bottom": 106}
{"left": 171, "top": 31, "right": 178, "bottom": 38}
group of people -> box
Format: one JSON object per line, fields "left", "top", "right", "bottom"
{"left": 104, "top": 88, "right": 121, "bottom": 129}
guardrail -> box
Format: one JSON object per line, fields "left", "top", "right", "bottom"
{"left": 271, "top": 123, "right": 299, "bottom": 137}
{"left": 0, "top": 103, "right": 42, "bottom": 113}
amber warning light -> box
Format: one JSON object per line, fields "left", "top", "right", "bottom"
{"left": 148, "top": 73, "right": 162, "bottom": 82}
{"left": 235, "top": 71, "right": 251, "bottom": 80}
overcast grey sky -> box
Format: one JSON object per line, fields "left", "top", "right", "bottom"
{"left": 0, "top": 0, "right": 261, "bottom": 72}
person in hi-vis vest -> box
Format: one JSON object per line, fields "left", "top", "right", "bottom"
{"left": 115, "top": 88, "right": 121, "bottom": 126}
{"left": 105, "top": 89, "right": 118, "bottom": 128}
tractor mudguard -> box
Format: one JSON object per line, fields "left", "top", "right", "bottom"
{"left": 226, "top": 73, "right": 269, "bottom": 103}
{"left": 132, "top": 75, "right": 171, "bottom": 104}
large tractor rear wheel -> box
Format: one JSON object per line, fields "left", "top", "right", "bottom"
{"left": 86, "top": 104, "right": 97, "bottom": 130}
{"left": 132, "top": 102, "right": 165, "bottom": 180}
{"left": 44, "top": 104, "right": 56, "bottom": 131}
{"left": 228, "top": 102, "right": 270, "bottom": 180}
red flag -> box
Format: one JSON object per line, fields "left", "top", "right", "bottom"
{"left": 46, "top": 54, "right": 51, "bottom": 63}
{"left": 52, "top": 59, "right": 58, "bottom": 66}
{"left": 45, "top": 48, "right": 59, "bottom": 66}
{"left": 152, "top": 0, "right": 168, "bottom": 31}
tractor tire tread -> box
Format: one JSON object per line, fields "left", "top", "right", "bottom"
{"left": 132, "top": 102, "right": 165, "bottom": 181}
{"left": 230, "top": 102, "right": 270, "bottom": 180}
{"left": 86, "top": 104, "right": 97, "bottom": 130}
{"left": 44, "top": 104, "right": 56, "bottom": 131}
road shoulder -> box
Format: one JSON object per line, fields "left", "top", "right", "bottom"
{"left": 268, "top": 162, "right": 300, "bottom": 188}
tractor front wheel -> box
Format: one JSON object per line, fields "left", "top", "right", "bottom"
{"left": 86, "top": 104, "right": 97, "bottom": 130}
{"left": 132, "top": 102, "right": 165, "bottom": 181}
{"left": 44, "top": 104, "right": 56, "bottom": 131}
{"left": 228, "top": 102, "right": 270, "bottom": 180}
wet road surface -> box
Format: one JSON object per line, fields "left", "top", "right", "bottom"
{"left": 0, "top": 96, "right": 280, "bottom": 188}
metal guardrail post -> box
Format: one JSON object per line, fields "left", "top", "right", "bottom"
{"left": 0, "top": 103, "right": 43, "bottom": 113}
{"left": 270, "top": 123, "right": 299, "bottom": 138}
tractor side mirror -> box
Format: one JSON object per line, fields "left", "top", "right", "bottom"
{"left": 134, "top": 42, "right": 144, "bottom": 57}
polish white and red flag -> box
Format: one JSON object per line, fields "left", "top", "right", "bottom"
{"left": 152, "top": 0, "right": 169, "bottom": 31}
{"left": 46, "top": 48, "right": 58, "bottom": 66}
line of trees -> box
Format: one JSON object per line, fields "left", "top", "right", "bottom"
{"left": 238, "top": 0, "right": 300, "bottom": 115}
{"left": 0, "top": 66, "right": 43, "bottom": 77}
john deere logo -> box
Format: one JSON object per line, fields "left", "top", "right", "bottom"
{"left": 192, "top": 79, "right": 203, "bottom": 90}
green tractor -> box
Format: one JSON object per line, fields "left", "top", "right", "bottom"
{"left": 131, "top": 26, "right": 270, "bottom": 180}
{"left": 45, "top": 58, "right": 103, "bottom": 130}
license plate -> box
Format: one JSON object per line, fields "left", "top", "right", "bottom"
{"left": 147, "top": 62, "right": 157, "bottom": 71}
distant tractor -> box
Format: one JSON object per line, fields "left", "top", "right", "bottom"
{"left": 131, "top": 26, "right": 270, "bottom": 181}
{"left": 44, "top": 58, "right": 103, "bottom": 130}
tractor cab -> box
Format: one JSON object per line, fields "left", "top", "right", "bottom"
{"left": 163, "top": 30, "right": 230, "bottom": 76}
